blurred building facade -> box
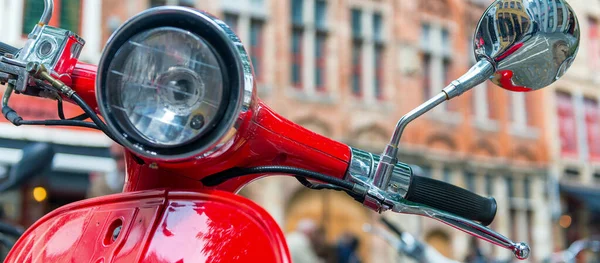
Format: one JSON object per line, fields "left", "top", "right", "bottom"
{"left": 545, "top": 0, "right": 600, "bottom": 260}
{"left": 0, "top": 0, "right": 114, "bottom": 226}
{"left": 0, "top": 0, "right": 598, "bottom": 262}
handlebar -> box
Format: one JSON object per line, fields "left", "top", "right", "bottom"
{"left": 346, "top": 148, "right": 515, "bottom": 256}
{"left": 405, "top": 175, "right": 497, "bottom": 226}
{"left": 0, "top": 42, "right": 19, "bottom": 56}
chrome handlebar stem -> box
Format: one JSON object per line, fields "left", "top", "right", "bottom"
{"left": 372, "top": 60, "right": 495, "bottom": 190}
{"left": 30, "top": 0, "right": 55, "bottom": 38}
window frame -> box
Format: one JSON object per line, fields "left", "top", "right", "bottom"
{"left": 22, "top": 0, "right": 84, "bottom": 36}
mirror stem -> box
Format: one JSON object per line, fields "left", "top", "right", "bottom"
{"left": 443, "top": 59, "right": 495, "bottom": 100}
{"left": 372, "top": 60, "right": 495, "bottom": 189}
{"left": 30, "top": 0, "right": 54, "bottom": 39}
{"left": 40, "top": 0, "right": 54, "bottom": 25}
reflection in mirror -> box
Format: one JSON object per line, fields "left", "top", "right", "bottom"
{"left": 474, "top": 0, "right": 580, "bottom": 92}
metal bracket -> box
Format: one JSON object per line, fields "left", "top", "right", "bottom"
{"left": 0, "top": 56, "right": 29, "bottom": 92}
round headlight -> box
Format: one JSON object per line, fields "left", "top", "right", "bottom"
{"left": 106, "top": 27, "right": 224, "bottom": 147}
{"left": 97, "top": 7, "right": 255, "bottom": 160}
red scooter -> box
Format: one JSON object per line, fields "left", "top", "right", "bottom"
{"left": 0, "top": 0, "right": 580, "bottom": 262}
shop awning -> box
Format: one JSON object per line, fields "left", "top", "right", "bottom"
{"left": 560, "top": 183, "right": 600, "bottom": 212}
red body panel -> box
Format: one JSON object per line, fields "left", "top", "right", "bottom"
{"left": 10, "top": 62, "right": 354, "bottom": 262}
{"left": 71, "top": 62, "right": 351, "bottom": 193}
{"left": 54, "top": 35, "right": 85, "bottom": 77}
{"left": 6, "top": 190, "right": 290, "bottom": 263}
{"left": 71, "top": 62, "right": 100, "bottom": 110}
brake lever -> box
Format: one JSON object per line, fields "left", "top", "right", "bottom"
{"left": 346, "top": 148, "right": 530, "bottom": 260}
{"left": 365, "top": 188, "right": 530, "bottom": 259}
{"left": 391, "top": 200, "right": 530, "bottom": 260}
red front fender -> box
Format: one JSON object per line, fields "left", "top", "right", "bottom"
{"left": 6, "top": 190, "right": 290, "bottom": 263}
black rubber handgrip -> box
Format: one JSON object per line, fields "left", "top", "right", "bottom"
{"left": 405, "top": 175, "right": 497, "bottom": 226}
{"left": 0, "top": 42, "right": 19, "bottom": 56}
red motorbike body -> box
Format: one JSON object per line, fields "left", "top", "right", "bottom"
{"left": 7, "top": 190, "right": 289, "bottom": 262}
{"left": 6, "top": 62, "right": 352, "bottom": 262}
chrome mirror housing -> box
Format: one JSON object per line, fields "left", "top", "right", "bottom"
{"left": 474, "top": 0, "right": 580, "bottom": 92}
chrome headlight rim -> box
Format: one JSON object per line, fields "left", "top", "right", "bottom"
{"left": 96, "top": 6, "right": 254, "bottom": 161}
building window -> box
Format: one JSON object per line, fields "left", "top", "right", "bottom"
{"left": 443, "top": 167, "right": 452, "bottom": 183}
{"left": 351, "top": 9, "right": 362, "bottom": 37}
{"left": 351, "top": 9, "right": 363, "bottom": 97}
{"left": 150, "top": 0, "right": 195, "bottom": 7}
{"left": 315, "top": 0, "right": 327, "bottom": 29}
{"left": 23, "top": 0, "right": 81, "bottom": 35}
{"left": 314, "top": 0, "right": 327, "bottom": 92}
{"left": 374, "top": 45, "right": 384, "bottom": 99}
{"left": 250, "top": 20, "right": 265, "bottom": 82}
{"left": 292, "top": 28, "right": 304, "bottom": 88}
{"left": 23, "top": 0, "right": 45, "bottom": 35}
{"left": 60, "top": 0, "right": 82, "bottom": 34}
{"left": 584, "top": 97, "right": 600, "bottom": 160}
{"left": 373, "top": 13, "right": 385, "bottom": 100}
{"left": 589, "top": 17, "right": 599, "bottom": 71}
{"left": 291, "top": 0, "right": 329, "bottom": 92}
{"left": 421, "top": 23, "right": 453, "bottom": 109}
{"left": 223, "top": 13, "right": 239, "bottom": 33}
{"left": 349, "top": 7, "right": 386, "bottom": 100}
{"left": 292, "top": 0, "right": 303, "bottom": 26}
{"left": 422, "top": 53, "right": 432, "bottom": 99}
{"left": 221, "top": 2, "right": 266, "bottom": 84}
{"left": 506, "top": 176, "right": 514, "bottom": 197}
{"left": 315, "top": 33, "right": 327, "bottom": 92}
{"left": 556, "top": 91, "right": 578, "bottom": 157}
{"left": 523, "top": 177, "right": 531, "bottom": 199}
{"left": 485, "top": 174, "right": 493, "bottom": 196}
{"left": 351, "top": 41, "right": 363, "bottom": 96}
{"left": 465, "top": 171, "right": 476, "bottom": 192}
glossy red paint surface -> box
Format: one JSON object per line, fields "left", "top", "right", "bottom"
{"left": 71, "top": 62, "right": 99, "bottom": 110}
{"left": 55, "top": 35, "right": 85, "bottom": 77}
{"left": 70, "top": 63, "right": 351, "bottom": 192}
{"left": 494, "top": 42, "right": 523, "bottom": 62}
{"left": 34, "top": 61, "right": 352, "bottom": 263}
{"left": 6, "top": 190, "right": 290, "bottom": 263}
{"left": 494, "top": 70, "right": 532, "bottom": 92}
{"left": 122, "top": 101, "right": 351, "bottom": 193}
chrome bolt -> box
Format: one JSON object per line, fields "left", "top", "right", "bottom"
{"left": 190, "top": 114, "right": 205, "bottom": 130}
{"left": 112, "top": 225, "right": 122, "bottom": 242}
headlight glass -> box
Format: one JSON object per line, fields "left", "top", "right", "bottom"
{"left": 105, "top": 27, "right": 225, "bottom": 147}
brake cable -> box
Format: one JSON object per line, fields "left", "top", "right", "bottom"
{"left": 1, "top": 62, "right": 120, "bottom": 143}
{"left": 201, "top": 166, "right": 368, "bottom": 202}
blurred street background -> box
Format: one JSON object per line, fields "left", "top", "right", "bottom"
{"left": 0, "top": 0, "right": 599, "bottom": 262}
